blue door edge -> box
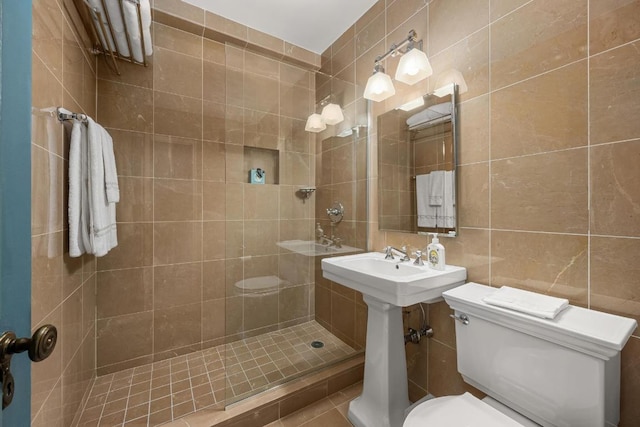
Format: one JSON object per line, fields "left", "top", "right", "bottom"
{"left": 0, "top": 0, "right": 33, "bottom": 424}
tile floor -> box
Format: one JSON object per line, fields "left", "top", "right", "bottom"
{"left": 76, "top": 321, "right": 356, "bottom": 426}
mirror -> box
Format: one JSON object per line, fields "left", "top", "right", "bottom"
{"left": 377, "top": 84, "right": 458, "bottom": 236}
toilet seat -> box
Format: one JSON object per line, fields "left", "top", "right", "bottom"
{"left": 403, "top": 393, "right": 525, "bottom": 427}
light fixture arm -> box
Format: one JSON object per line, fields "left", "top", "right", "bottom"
{"left": 372, "top": 29, "right": 419, "bottom": 68}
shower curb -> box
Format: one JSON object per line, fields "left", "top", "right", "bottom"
{"left": 162, "top": 354, "right": 364, "bottom": 426}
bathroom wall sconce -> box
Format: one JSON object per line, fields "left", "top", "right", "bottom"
{"left": 305, "top": 113, "right": 326, "bottom": 132}
{"left": 364, "top": 30, "right": 432, "bottom": 102}
{"left": 305, "top": 95, "right": 344, "bottom": 133}
{"left": 395, "top": 44, "right": 432, "bottom": 85}
{"left": 321, "top": 103, "right": 344, "bottom": 125}
{"left": 363, "top": 63, "right": 396, "bottom": 102}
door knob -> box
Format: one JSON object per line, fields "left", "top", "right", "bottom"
{"left": 0, "top": 325, "right": 57, "bottom": 409}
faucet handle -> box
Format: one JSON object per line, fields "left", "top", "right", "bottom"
{"left": 384, "top": 246, "right": 394, "bottom": 260}
{"left": 413, "top": 250, "right": 424, "bottom": 266}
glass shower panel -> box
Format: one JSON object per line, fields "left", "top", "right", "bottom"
{"left": 223, "top": 47, "right": 367, "bottom": 407}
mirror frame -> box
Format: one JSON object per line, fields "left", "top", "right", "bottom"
{"left": 376, "top": 83, "right": 458, "bottom": 237}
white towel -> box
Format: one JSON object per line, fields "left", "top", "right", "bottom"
{"left": 88, "top": 0, "right": 117, "bottom": 51}
{"left": 406, "top": 102, "right": 452, "bottom": 128}
{"left": 102, "top": 0, "right": 125, "bottom": 32}
{"left": 90, "top": 13, "right": 116, "bottom": 52}
{"left": 483, "top": 286, "right": 569, "bottom": 319}
{"left": 113, "top": 31, "right": 131, "bottom": 57}
{"left": 416, "top": 174, "right": 437, "bottom": 228}
{"left": 440, "top": 171, "right": 456, "bottom": 228}
{"left": 123, "top": 0, "right": 153, "bottom": 62}
{"left": 45, "top": 111, "right": 60, "bottom": 258}
{"left": 87, "top": 118, "right": 119, "bottom": 257}
{"left": 101, "top": 126, "right": 120, "bottom": 203}
{"left": 68, "top": 119, "right": 90, "bottom": 257}
{"left": 428, "top": 170, "right": 444, "bottom": 206}
{"left": 140, "top": 0, "right": 153, "bottom": 57}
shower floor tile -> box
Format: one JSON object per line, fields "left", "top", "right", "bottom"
{"left": 76, "top": 321, "right": 356, "bottom": 426}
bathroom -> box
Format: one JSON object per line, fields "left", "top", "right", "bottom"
{"left": 0, "top": 0, "right": 637, "bottom": 425}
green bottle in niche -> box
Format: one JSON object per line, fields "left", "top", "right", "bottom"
{"left": 250, "top": 168, "right": 265, "bottom": 184}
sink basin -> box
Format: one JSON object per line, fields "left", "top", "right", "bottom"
{"left": 322, "top": 252, "right": 467, "bottom": 306}
{"left": 322, "top": 252, "right": 467, "bottom": 427}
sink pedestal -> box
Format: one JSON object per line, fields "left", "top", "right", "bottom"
{"left": 348, "top": 295, "right": 410, "bottom": 427}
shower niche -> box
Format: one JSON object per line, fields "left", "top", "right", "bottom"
{"left": 243, "top": 146, "right": 279, "bottom": 185}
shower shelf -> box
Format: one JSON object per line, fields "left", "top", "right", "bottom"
{"left": 79, "top": 0, "right": 152, "bottom": 75}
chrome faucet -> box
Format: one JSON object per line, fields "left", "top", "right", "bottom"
{"left": 384, "top": 246, "right": 410, "bottom": 262}
{"left": 413, "top": 250, "right": 424, "bottom": 266}
{"left": 319, "top": 234, "right": 342, "bottom": 248}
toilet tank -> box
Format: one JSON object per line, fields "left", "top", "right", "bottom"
{"left": 443, "top": 283, "right": 637, "bottom": 427}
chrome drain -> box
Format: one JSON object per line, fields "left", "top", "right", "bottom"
{"left": 311, "top": 340, "right": 324, "bottom": 348}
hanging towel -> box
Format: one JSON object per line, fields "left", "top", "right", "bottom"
{"left": 416, "top": 174, "right": 437, "bottom": 228}
{"left": 101, "top": 126, "right": 120, "bottom": 203}
{"left": 428, "top": 170, "right": 444, "bottom": 206}
{"left": 87, "top": 117, "right": 119, "bottom": 257}
{"left": 68, "top": 119, "right": 90, "bottom": 257}
{"left": 45, "top": 111, "right": 60, "bottom": 258}
{"left": 483, "top": 286, "right": 569, "bottom": 319}
{"left": 440, "top": 170, "right": 456, "bottom": 228}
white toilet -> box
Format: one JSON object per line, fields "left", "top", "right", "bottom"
{"left": 404, "top": 282, "right": 637, "bottom": 427}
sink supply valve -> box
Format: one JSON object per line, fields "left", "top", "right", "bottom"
{"left": 404, "top": 325, "right": 434, "bottom": 344}
{"left": 250, "top": 168, "right": 265, "bottom": 184}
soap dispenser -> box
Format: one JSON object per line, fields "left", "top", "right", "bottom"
{"left": 426, "top": 233, "right": 446, "bottom": 271}
{"left": 316, "top": 223, "right": 324, "bottom": 242}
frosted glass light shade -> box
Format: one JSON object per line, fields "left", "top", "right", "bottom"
{"left": 395, "top": 48, "right": 432, "bottom": 85}
{"left": 305, "top": 113, "right": 326, "bottom": 132}
{"left": 363, "top": 71, "right": 396, "bottom": 102}
{"left": 321, "top": 103, "right": 344, "bottom": 125}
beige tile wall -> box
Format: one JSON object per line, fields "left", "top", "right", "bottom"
{"left": 94, "top": 18, "right": 317, "bottom": 375}
{"left": 318, "top": 0, "right": 640, "bottom": 425}
{"left": 31, "top": 0, "right": 97, "bottom": 425}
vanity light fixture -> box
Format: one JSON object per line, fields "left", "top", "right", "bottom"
{"left": 305, "top": 113, "right": 326, "bottom": 133}
{"left": 363, "top": 63, "right": 396, "bottom": 102}
{"left": 395, "top": 44, "right": 432, "bottom": 85}
{"left": 305, "top": 95, "right": 345, "bottom": 133}
{"left": 364, "top": 30, "right": 431, "bottom": 102}
{"left": 321, "top": 102, "right": 344, "bottom": 125}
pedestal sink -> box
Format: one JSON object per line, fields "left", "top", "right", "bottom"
{"left": 322, "top": 252, "right": 466, "bottom": 427}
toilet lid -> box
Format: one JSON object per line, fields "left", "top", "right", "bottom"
{"left": 404, "top": 393, "right": 525, "bottom": 427}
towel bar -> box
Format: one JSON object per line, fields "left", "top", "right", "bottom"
{"left": 56, "top": 107, "right": 88, "bottom": 123}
